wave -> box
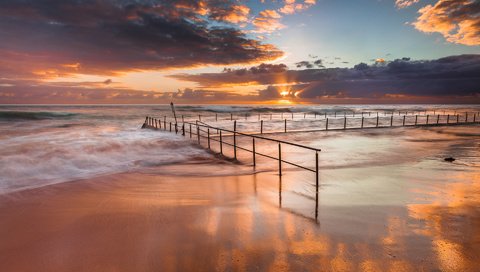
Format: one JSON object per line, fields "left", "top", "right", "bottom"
{"left": 0, "top": 111, "right": 78, "bottom": 121}
{"left": 0, "top": 128, "right": 210, "bottom": 194}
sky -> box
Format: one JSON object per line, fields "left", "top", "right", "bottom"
{"left": 0, "top": 0, "right": 479, "bottom": 104}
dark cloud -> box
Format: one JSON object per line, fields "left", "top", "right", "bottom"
{"left": 0, "top": 79, "right": 255, "bottom": 104}
{"left": 169, "top": 55, "right": 480, "bottom": 101}
{"left": 295, "top": 61, "right": 314, "bottom": 69}
{"left": 295, "top": 59, "right": 324, "bottom": 69}
{"left": 0, "top": 0, "right": 283, "bottom": 77}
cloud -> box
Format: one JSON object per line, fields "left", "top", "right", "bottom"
{"left": 395, "top": 0, "right": 420, "bottom": 9}
{"left": 279, "top": 0, "right": 316, "bottom": 15}
{"left": 252, "top": 0, "right": 316, "bottom": 33}
{"left": 295, "top": 60, "right": 324, "bottom": 69}
{"left": 2, "top": 55, "right": 479, "bottom": 103}
{"left": 209, "top": 3, "right": 250, "bottom": 24}
{"left": 0, "top": 0, "right": 283, "bottom": 78}
{"left": 168, "top": 55, "right": 480, "bottom": 102}
{"left": 0, "top": 78, "right": 258, "bottom": 104}
{"left": 413, "top": 0, "right": 480, "bottom": 46}
{"left": 253, "top": 9, "right": 285, "bottom": 33}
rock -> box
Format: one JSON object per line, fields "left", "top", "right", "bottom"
{"left": 444, "top": 157, "right": 456, "bottom": 162}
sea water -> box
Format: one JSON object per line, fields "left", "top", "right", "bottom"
{"left": 1, "top": 104, "right": 479, "bottom": 194}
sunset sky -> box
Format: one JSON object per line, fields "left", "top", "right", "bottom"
{"left": 0, "top": 0, "right": 479, "bottom": 104}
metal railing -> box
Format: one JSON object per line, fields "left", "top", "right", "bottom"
{"left": 146, "top": 111, "right": 480, "bottom": 137}
{"left": 142, "top": 116, "right": 321, "bottom": 186}
{"left": 169, "top": 110, "right": 480, "bottom": 123}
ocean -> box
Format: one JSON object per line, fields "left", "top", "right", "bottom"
{"left": 1, "top": 104, "right": 479, "bottom": 194}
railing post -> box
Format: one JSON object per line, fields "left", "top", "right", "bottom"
{"left": 260, "top": 120, "right": 263, "bottom": 134}
{"left": 234, "top": 120, "right": 237, "bottom": 160}
{"left": 164, "top": 116, "right": 166, "bottom": 130}
{"left": 426, "top": 115, "right": 429, "bottom": 125}
{"left": 278, "top": 143, "right": 282, "bottom": 176}
{"left": 182, "top": 124, "right": 185, "bottom": 136}
{"left": 284, "top": 119, "right": 287, "bottom": 133}
{"left": 144, "top": 116, "right": 148, "bottom": 126}
{"left": 219, "top": 131, "right": 223, "bottom": 155}
{"left": 315, "top": 151, "right": 319, "bottom": 190}
{"left": 376, "top": 116, "right": 379, "bottom": 127}
{"left": 326, "top": 118, "right": 329, "bottom": 130}
{"left": 169, "top": 122, "right": 172, "bottom": 132}
{"left": 291, "top": 112, "right": 293, "bottom": 120}
{"left": 344, "top": 117, "right": 347, "bottom": 129}
{"left": 390, "top": 115, "right": 393, "bottom": 127}
{"left": 447, "top": 114, "right": 450, "bottom": 124}
{"left": 252, "top": 138, "right": 256, "bottom": 167}
{"left": 207, "top": 128, "right": 210, "bottom": 149}
{"left": 415, "top": 115, "right": 418, "bottom": 125}
{"left": 361, "top": 117, "right": 364, "bottom": 128}
{"left": 456, "top": 114, "right": 459, "bottom": 123}
{"left": 402, "top": 115, "right": 406, "bottom": 126}
{"left": 437, "top": 115, "right": 440, "bottom": 124}
{"left": 189, "top": 123, "right": 192, "bottom": 138}
{"left": 197, "top": 124, "right": 200, "bottom": 144}
{"left": 466, "top": 113, "right": 468, "bottom": 123}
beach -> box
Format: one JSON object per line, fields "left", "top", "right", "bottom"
{"left": 1, "top": 105, "right": 480, "bottom": 271}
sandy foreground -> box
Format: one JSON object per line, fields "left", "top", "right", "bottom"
{"left": 1, "top": 162, "right": 480, "bottom": 272}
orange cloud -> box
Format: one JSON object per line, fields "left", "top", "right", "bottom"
{"left": 211, "top": 4, "right": 250, "bottom": 24}
{"left": 253, "top": 9, "right": 285, "bottom": 33}
{"left": 413, "top": 0, "right": 480, "bottom": 46}
{"left": 278, "top": 0, "right": 316, "bottom": 15}
{"left": 395, "top": 0, "right": 420, "bottom": 9}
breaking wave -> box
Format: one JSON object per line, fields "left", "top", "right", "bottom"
{"left": 0, "top": 111, "right": 78, "bottom": 121}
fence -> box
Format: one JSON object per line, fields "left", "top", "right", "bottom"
{"left": 169, "top": 110, "right": 480, "bottom": 123}
{"left": 142, "top": 116, "right": 321, "bottom": 187}
{"left": 145, "top": 111, "right": 480, "bottom": 136}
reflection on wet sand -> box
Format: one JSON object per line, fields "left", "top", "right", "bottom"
{"left": 408, "top": 172, "right": 480, "bottom": 272}
{"left": 0, "top": 165, "right": 478, "bottom": 271}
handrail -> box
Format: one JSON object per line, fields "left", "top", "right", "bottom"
{"left": 142, "top": 116, "right": 321, "bottom": 182}
{"left": 190, "top": 121, "right": 321, "bottom": 152}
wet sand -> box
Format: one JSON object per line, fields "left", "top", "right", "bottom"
{"left": 1, "top": 161, "right": 479, "bottom": 272}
